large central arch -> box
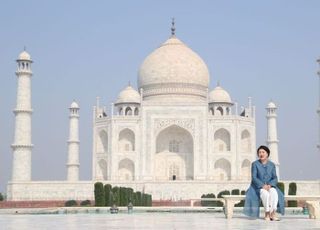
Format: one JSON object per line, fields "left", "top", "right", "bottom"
{"left": 155, "top": 125, "right": 194, "bottom": 181}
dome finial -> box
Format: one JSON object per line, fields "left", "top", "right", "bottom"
{"left": 217, "top": 81, "right": 220, "bottom": 86}
{"left": 23, "top": 46, "right": 26, "bottom": 51}
{"left": 128, "top": 81, "right": 131, "bottom": 86}
{"left": 171, "top": 18, "right": 176, "bottom": 36}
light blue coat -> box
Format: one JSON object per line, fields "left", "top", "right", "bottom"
{"left": 243, "top": 160, "right": 285, "bottom": 218}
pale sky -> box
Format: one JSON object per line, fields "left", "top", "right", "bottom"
{"left": 1, "top": 1, "right": 320, "bottom": 192}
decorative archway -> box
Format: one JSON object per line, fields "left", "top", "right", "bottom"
{"left": 118, "top": 128, "right": 135, "bottom": 151}
{"left": 241, "top": 159, "right": 251, "bottom": 180}
{"left": 214, "top": 158, "right": 231, "bottom": 181}
{"left": 241, "top": 130, "right": 251, "bottom": 153}
{"left": 125, "top": 107, "right": 132, "bottom": 115}
{"left": 155, "top": 125, "right": 194, "bottom": 180}
{"left": 97, "top": 130, "right": 108, "bottom": 153}
{"left": 214, "top": 128, "right": 231, "bottom": 152}
{"left": 118, "top": 158, "right": 135, "bottom": 181}
{"left": 96, "top": 159, "right": 108, "bottom": 180}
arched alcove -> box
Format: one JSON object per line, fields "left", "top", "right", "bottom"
{"left": 214, "top": 128, "right": 231, "bottom": 152}
{"left": 118, "top": 128, "right": 135, "bottom": 151}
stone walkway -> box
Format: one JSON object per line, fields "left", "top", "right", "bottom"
{"left": 0, "top": 212, "right": 320, "bottom": 230}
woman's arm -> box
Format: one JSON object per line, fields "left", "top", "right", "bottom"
{"left": 251, "top": 162, "right": 264, "bottom": 188}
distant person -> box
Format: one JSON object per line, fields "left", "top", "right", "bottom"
{"left": 244, "top": 145, "right": 285, "bottom": 220}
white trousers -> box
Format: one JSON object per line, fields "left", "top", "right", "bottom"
{"left": 260, "top": 187, "right": 278, "bottom": 213}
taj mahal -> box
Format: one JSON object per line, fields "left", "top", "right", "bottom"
{"left": 6, "top": 22, "right": 320, "bottom": 201}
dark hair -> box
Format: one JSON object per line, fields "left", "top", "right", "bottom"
{"left": 257, "top": 145, "right": 270, "bottom": 157}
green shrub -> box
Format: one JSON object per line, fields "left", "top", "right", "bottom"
{"left": 231, "top": 189, "right": 240, "bottom": 195}
{"left": 80, "top": 200, "right": 91, "bottom": 206}
{"left": 127, "top": 188, "right": 134, "bottom": 204}
{"left": 201, "top": 194, "right": 206, "bottom": 206}
{"left": 104, "top": 184, "right": 112, "bottom": 206}
{"left": 0, "top": 193, "right": 4, "bottom": 201}
{"left": 217, "top": 190, "right": 230, "bottom": 207}
{"left": 142, "top": 193, "right": 152, "bottom": 206}
{"left": 288, "top": 182, "right": 297, "bottom": 207}
{"left": 65, "top": 200, "right": 77, "bottom": 207}
{"left": 277, "top": 182, "right": 285, "bottom": 194}
{"left": 132, "top": 192, "right": 138, "bottom": 206}
{"left": 94, "top": 182, "right": 105, "bottom": 206}
{"left": 141, "top": 193, "right": 146, "bottom": 206}
{"left": 120, "top": 187, "right": 129, "bottom": 206}
{"left": 235, "top": 190, "right": 246, "bottom": 207}
{"left": 201, "top": 193, "right": 217, "bottom": 206}
{"left": 136, "top": 191, "right": 142, "bottom": 206}
{"left": 112, "top": 186, "right": 120, "bottom": 206}
{"left": 147, "top": 194, "right": 152, "bottom": 206}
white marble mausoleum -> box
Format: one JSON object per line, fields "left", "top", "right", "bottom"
{"left": 7, "top": 24, "right": 320, "bottom": 201}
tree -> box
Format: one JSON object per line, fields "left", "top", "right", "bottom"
{"left": 104, "top": 184, "right": 112, "bottom": 206}
{"left": 288, "top": 182, "right": 297, "bottom": 207}
{"left": 112, "top": 186, "right": 120, "bottom": 206}
{"left": 277, "top": 182, "right": 285, "bottom": 194}
{"left": 136, "top": 191, "right": 142, "bottom": 206}
{"left": 127, "top": 188, "right": 134, "bottom": 205}
{"left": 0, "top": 193, "right": 4, "bottom": 201}
{"left": 94, "top": 182, "right": 105, "bottom": 206}
{"left": 120, "top": 187, "right": 128, "bottom": 206}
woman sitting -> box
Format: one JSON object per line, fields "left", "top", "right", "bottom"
{"left": 244, "top": 145, "right": 285, "bottom": 220}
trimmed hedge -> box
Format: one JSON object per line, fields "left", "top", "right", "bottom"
{"left": 80, "top": 200, "right": 91, "bottom": 206}
{"left": 65, "top": 200, "right": 77, "bottom": 207}
{"left": 94, "top": 183, "right": 152, "bottom": 207}
{"left": 127, "top": 188, "right": 134, "bottom": 204}
{"left": 277, "top": 182, "right": 285, "bottom": 194}
{"left": 104, "top": 184, "right": 112, "bottom": 206}
{"left": 201, "top": 190, "right": 246, "bottom": 207}
{"left": 112, "top": 186, "right": 120, "bottom": 206}
{"left": 235, "top": 190, "right": 246, "bottom": 207}
{"left": 94, "top": 182, "right": 105, "bottom": 206}
{"left": 201, "top": 193, "right": 217, "bottom": 207}
{"left": 120, "top": 187, "right": 129, "bottom": 206}
{"left": 217, "top": 190, "right": 230, "bottom": 207}
{"left": 231, "top": 189, "right": 240, "bottom": 195}
{"left": 288, "top": 182, "right": 297, "bottom": 207}
{"left": 136, "top": 192, "right": 142, "bottom": 206}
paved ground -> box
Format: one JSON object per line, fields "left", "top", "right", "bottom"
{"left": 0, "top": 212, "right": 320, "bottom": 230}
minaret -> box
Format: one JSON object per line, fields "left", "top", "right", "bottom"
{"left": 266, "top": 101, "right": 280, "bottom": 177}
{"left": 67, "top": 101, "right": 80, "bottom": 181}
{"left": 11, "top": 50, "right": 33, "bottom": 181}
{"left": 317, "top": 58, "right": 320, "bottom": 150}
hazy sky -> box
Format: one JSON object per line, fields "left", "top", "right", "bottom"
{"left": 1, "top": 1, "right": 320, "bottom": 192}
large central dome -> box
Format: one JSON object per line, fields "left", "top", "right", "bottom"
{"left": 138, "top": 35, "right": 210, "bottom": 102}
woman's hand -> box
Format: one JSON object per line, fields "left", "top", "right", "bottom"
{"left": 262, "top": 184, "right": 271, "bottom": 191}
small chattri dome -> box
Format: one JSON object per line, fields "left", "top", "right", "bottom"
{"left": 209, "top": 86, "right": 232, "bottom": 104}
{"left": 267, "top": 101, "right": 277, "bottom": 109}
{"left": 18, "top": 51, "right": 32, "bottom": 61}
{"left": 70, "top": 101, "right": 79, "bottom": 109}
{"left": 115, "top": 86, "right": 140, "bottom": 104}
